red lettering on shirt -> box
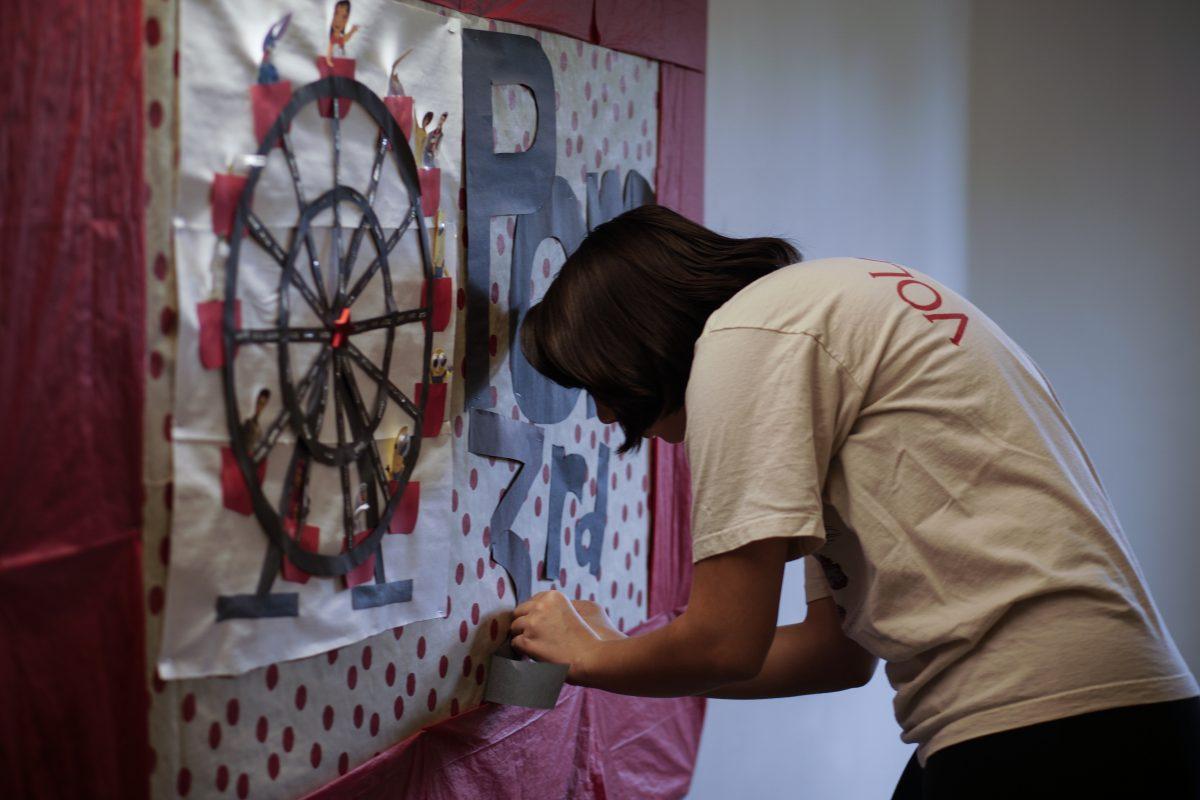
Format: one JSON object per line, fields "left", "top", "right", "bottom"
{"left": 866, "top": 261, "right": 969, "bottom": 346}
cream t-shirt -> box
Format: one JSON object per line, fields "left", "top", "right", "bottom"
{"left": 684, "top": 257, "right": 1197, "bottom": 762}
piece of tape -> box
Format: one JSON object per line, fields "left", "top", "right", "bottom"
{"left": 483, "top": 651, "right": 569, "bottom": 709}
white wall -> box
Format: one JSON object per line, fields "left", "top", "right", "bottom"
{"left": 695, "top": 1, "right": 969, "bottom": 797}
{"left": 694, "top": 1, "right": 1199, "bottom": 798}
{"left": 966, "top": 0, "right": 1200, "bottom": 672}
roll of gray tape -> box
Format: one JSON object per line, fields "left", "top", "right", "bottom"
{"left": 483, "top": 652, "right": 569, "bottom": 709}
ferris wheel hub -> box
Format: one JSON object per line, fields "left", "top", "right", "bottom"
{"left": 331, "top": 307, "right": 353, "bottom": 348}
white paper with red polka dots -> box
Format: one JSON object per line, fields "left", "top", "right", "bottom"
{"left": 143, "top": 2, "right": 657, "bottom": 797}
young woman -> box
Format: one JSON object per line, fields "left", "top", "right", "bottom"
{"left": 510, "top": 205, "right": 1199, "bottom": 798}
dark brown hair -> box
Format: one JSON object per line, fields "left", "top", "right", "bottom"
{"left": 520, "top": 204, "right": 800, "bottom": 452}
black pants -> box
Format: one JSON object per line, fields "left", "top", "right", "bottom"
{"left": 891, "top": 697, "right": 1200, "bottom": 799}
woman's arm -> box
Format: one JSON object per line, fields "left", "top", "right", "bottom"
{"left": 511, "top": 538, "right": 788, "bottom": 697}
{"left": 703, "top": 597, "right": 877, "bottom": 698}
{"left": 570, "top": 596, "right": 877, "bottom": 698}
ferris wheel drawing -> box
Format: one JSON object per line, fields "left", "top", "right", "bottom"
{"left": 217, "top": 75, "right": 435, "bottom": 620}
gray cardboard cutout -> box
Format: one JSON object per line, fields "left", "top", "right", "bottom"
{"left": 466, "top": 409, "right": 544, "bottom": 604}
{"left": 509, "top": 176, "right": 587, "bottom": 424}
{"left": 462, "top": 30, "right": 555, "bottom": 409}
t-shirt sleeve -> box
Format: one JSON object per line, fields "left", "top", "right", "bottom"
{"left": 804, "top": 555, "right": 833, "bottom": 603}
{"left": 684, "top": 327, "right": 862, "bottom": 563}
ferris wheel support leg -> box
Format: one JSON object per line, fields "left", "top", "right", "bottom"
{"left": 215, "top": 591, "right": 299, "bottom": 621}
{"left": 351, "top": 579, "right": 413, "bottom": 610}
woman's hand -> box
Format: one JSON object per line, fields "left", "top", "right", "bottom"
{"left": 510, "top": 590, "right": 603, "bottom": 683}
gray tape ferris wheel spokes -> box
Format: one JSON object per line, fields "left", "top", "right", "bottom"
{"left": 217, "top": 74, "right": 435, "bottom": 619}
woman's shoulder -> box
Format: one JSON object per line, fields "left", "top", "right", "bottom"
{"left": 703, "top": 257, "right": 888, "bottom": 337}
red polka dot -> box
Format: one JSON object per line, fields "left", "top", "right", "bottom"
{"left": 236, "top": 773, "right": 249, "bottom": 800}
{"left": 160, "top": 306, "right": 177, "bottom": 336}
{"left": 637, "top": 589, "right": 644, "bottom": 607}
{"left": 455, "top": 563, "right": 465, "bottom": 585}
{"left": 256, "top": 716, "right": 268, "bottom": 743}
{"left": 385, "top": 662, "right": 397, "bottom": 686}
{"left": 181, "top": 693, "right": 196, "bottom": 722}
{"left": 283, "top": 726, "right": 295, "bottom": 752}
{"left": 310, "top": 743, "right": 322, "bottom": 768}
{"left": 295, "top": 685, "right": 307, "bottom": 710}
{"left": 490, "top": 619, "right": 500, "bottom": 641}
{"left": 176, "top": 767, "right": 192, "bottom": 796}
{"left": 461, "top": 514, "right": 471, "bottom": 535}
{"left": 534, "top": 496, "right": 542, "bottom": 516}
{"left": 322, "top": 705, "right": 334, "bottom": 731}
{"left": 370, "top": 712, "right": 381, "bottom": 736}
{"left": 338, "top": 752, "right": 350, "bottom": 775}
{"left": 476, "top": 558, "right": 485, "bottom": 579}
{"left": 215, "top": 765, "right": 229, "bottom": 792}
{"left": 265, "top": 664, "right": 278, "bottom": 690}
{"left": 145, "top": 17, "right": 162, "bottom": 47}
{"left": 163, "top": 481, "right": 173, "bottom": 511}
{"left": 148, "top": 101, "right": 164, "bottom": 129}
{"left": 482, "top": 526, "right": 491, "bottom": 548}
{"left": 225, "top": 698, "right": 239, "bottom": 726}
{"left": 416, "top": 637, "right": 427, "bottom": 659}
{"left": 153, "top": 252, "right": 168, "bottom": 280}
{"left": 462, "top": 655, "right": 473, "bottom": 677}
{"left": 149, "top": 350, "right": 164, "bottom": 378}
{"left": 496, "top": 577, "right": 506, "bottom": 599}
{"left": 362, "top": 645, "right": 372, "bottom": 670}
{"left": 406, "top": 673, "right": 417, "bottom": 696}
{"left": 476, "top": 663, "right": 487, "bottom": 684}
{"left": 268, "top": 753, "right": 280, "bottom": 780}
{"left": 451, "top": 698, "right": 461, "bottom": 715}
{"left": 451, "top": 490, "right": 458, "bottom": 512}
{"left": 559, "top": 51, "right": 569, "bottom": 70}
{"left": 208, "top": 721, "right": 221, "bottom": 749}
{"left": 394, "top": 695, "right": 405, "bottom": 719}
{"left": 347, "top": 665, "right": 358, "bottom": 690}
{"left": 427, "top": 689, "right": 438, "bottom": 712}
{"left": 327, "top": 649, "right": 339, "bottom": 665}
{"left": 439, "top": 655, "right": 450, "bottom": 678}
{"left": 354, "top": 704, "right": 364, "bottom": 728}
{"left": 459, "top": 620, "right": 469, "bottom": 642}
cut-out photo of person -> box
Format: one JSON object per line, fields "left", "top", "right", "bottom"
{"left": 239, "top": 388, "right": 271, "bottom": 458}
{"left": 412, "top": 111, "right": 434, "bottom": 163}
{"left": 353, "top": 481, "right": 370, "bottom": 521}
{"left": 257, "top": 12, "right": 291, "bottom": 84}
{"left": 430, "top": 348, "right": 449, "bottom": 383}
{"left": 387, "top": 49, "right": 412, "bottom": 97}
{"left": 422, "top": 111, "right": 448, "bottom": 168}
{"left": 431, "top": 212, "right": 446, "bottom": 278}
{"left": 325, "top": 0, "right": 360, "bottom": 67}
{"left": 386, "top": 426, "right": 411, "bottom": 482}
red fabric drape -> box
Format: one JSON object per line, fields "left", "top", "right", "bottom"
{"left": 594, "top": 0, "right": 707, "bottom": 73}
{"left": 0, "top": 0, "right": 148, "bottom": 798}
{"left": 423, "top": 0, "right": 594, "bottom": 41}
{"left": 654, "top": 62, "right": 706, "bottom": 224}
{"left": 424, "top": 0, "right": 706, "bottom": 71}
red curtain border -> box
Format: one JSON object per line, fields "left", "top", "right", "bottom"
{"left": 0, "top": 0, "right": 149, "bottom": 797}
{"left": 423, "top": 0, "right": 707, "bottom": 72}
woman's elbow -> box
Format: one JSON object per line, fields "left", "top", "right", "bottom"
{"left": 842, "top": 653, "right": 878, "bottom": 689}
{"left": 706, "top": 637, "right": 770, "bottom": 684}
